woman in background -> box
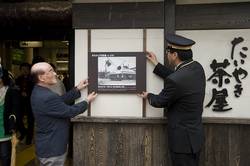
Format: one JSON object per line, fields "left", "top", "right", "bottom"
{"left": 0, "top": 67, "right": 20, "bottom": 166}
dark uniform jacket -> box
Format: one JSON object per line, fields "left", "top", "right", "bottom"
{"left": 31, "top": 85, "right": 88, "bottom": 158}
{"left": 148, "top": 61, "right": 206, "bottom": 153}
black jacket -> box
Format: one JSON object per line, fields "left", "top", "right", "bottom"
{"left": 148, "top": 61, "right": 206, "bottom": 153}
{"left": 4, "top": 86, "right": 21, "bottom": 135}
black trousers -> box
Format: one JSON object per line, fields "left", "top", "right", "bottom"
{"left": 0, "top": 140, "right": 11, "bottom": 166}
{"left": 170, "top": 151, "right": 200, "bottom": 166}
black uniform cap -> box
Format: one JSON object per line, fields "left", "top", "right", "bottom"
{"left": 166, "top": 33, "right": 195, "bottom": 50}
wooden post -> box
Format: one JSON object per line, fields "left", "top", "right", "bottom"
{"left": 88, "top": 29, "right": 91, "bottom": 116}
{"left": 143, "top": 29, "right": 147, "bottom": 117}
{"left": 164, "top": 0, "right": 175, "bottom": 117}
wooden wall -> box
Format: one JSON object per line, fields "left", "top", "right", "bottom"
{"left": 72, "top": 1, "right": 250, "bottom": 166}
{"left": 201, "top": 118, "right": 250, "bottom": 166}
{"left": 72, "top": 117, "right": 170, "bottom": 166}
{"left": 72, "top": 2, "right": 250, "bottom": 29}
{"left": 72, "top": 117, "right": 250, "bottom": 166}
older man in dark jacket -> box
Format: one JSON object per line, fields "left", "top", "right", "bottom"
{"left": 138, "top": 34, "right": 206, "bottom": 166}
{"left": 31, "top": 62, "right": 97, "bottom": 166}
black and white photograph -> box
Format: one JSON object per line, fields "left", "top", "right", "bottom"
{"left": 88, "top": 52, "right": 146, "bottom": 93}
{"left": 98, "top": 56, "right": 136, "bottom": 86}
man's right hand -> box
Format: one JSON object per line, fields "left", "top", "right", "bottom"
{"left": 146, "top": 51, "right": 158, "bottom": 66}
{"left": 86, "top": 92, "right": 98, "bottom": 103}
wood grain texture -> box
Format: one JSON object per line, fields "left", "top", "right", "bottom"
{"left": 73, "top": 118, "right": 250, "bottom": 166}
{"left": 73, "top": 2, "right": 250, "bottom": 30}
{"left": 73, "top": 2, "right": 164, "bottom": 29}
{"left": 176, "top": 2, "right": 250, "bottom": 30}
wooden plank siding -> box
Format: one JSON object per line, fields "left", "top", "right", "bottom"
{"left": 73, "top": 2, "right": 250, "bottom": 30}
{"left": 176, "top": 2, "right": 250, "bottom": 30}
{"left": 72, "top": 118, "right": 170, "bottom": 166}
{"left": 72, "top": 2, "right": 164, "bottom": 29}
{"left": 72, "top": 117, "right": 250, "bottom": 166}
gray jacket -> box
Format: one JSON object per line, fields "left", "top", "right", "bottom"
{"left": 31, "top": 85, "right": 88, "bottom": 158}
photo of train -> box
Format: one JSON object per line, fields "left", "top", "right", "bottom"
{"left": 98, "top": 57, "right": 136, "bottom": 85}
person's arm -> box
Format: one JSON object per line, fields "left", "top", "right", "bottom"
{"left": 60, "top": 87, "right": 81, "bottom": 104}
{"left": 153, "top": 63, "right": 174, "bottom": 79}
{"left": 44, "top": 91, "right": 97, "bottom": 118}
{"left": 146, "top": 51, "right": 174, "bottom": 79}
{"left": 147, "top": 78, "right": 177, "bottom": 108}
{"left": 60, "top": 79, "right": 88, "bottom": 103}
{"left": 44, "top": 94, "right": 88, "bottom": 118}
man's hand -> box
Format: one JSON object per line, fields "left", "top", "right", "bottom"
{"left": 146, "top": 51, "right": 158, "bottom": 66}
{"left": 86, "top": 92, "right": 98, "bottom": 103}
{"left": 137, "top": 91, "right": 148, "bottom": 99}
{"left": 76, "top": 79, "right": 88, "bottom": 91}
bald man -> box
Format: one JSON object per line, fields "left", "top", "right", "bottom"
{"left": 30, "top": 62, "right": 97, "bottom": 166}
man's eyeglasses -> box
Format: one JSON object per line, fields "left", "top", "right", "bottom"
{"left": 165, "top": 49, "right": 170, "bottom": 54}
{"left": 43, "top": 68, "right": 55, "bottom": 75}
{"left": 165, "top": 46, "right": 173, "bottom": 54}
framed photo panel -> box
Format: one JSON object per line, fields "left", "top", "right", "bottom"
{"left": 88, "top": 52, "right": 146, "bottom": 93}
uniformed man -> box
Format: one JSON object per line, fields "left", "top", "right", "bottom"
{"left": 138, "top": 33, "right": 206, "bottom": 166}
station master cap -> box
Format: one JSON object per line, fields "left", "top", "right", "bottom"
{"left": 166, "top": 33, "right": 195, "bottom": 50}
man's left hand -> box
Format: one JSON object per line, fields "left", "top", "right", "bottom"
{"left": 76, "top": 79, "right": 88, "bottom": 91}
{"left": 137, "top": 91, "right": 148, "bottom": 99}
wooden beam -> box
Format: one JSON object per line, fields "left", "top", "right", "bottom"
{"left": 164, "top": 0, "right": 176, "bottom": 117}
{"left": 164, "top": 0, "right": 175, "bottom": 33}
{"left": 73, "top": 2, "right": 250, "bottom": 30}
{"left": 73, "top": 2, "right": 164, "bottom": 29}
{"left": 0, "top": 2, "right": 72, "bottom": 29}
{"left": 176, "top": 2, "right": 250, "bottom": 30}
